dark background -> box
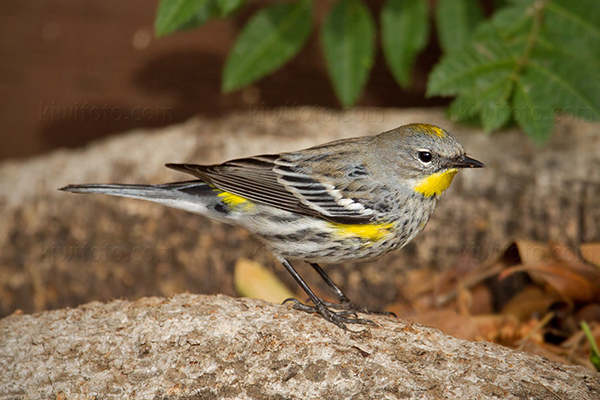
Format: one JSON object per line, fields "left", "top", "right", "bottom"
{"left": 0, "top": 0, "right": 452, "bottom": 161}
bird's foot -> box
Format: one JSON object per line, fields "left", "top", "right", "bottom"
{"left": 322, "top": 298, "right": 397, "bottom": 318}
{"left": 283, "top": 298, "right": 375, "bottom": 329}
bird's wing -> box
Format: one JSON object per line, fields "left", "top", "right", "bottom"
{"left": 166, "top": 153, "right": 375, "bottom": 224}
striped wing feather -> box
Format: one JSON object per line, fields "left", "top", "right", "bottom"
{"left": 166, "top": 154, "right": 374, "bottom": 224}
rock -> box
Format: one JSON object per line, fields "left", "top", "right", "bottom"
{"left": 1, "top": 293, "right": 598, "bottom": 399}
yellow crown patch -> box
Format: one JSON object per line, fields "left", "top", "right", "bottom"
{"left": 415, "top": 124, "right": 446, "bottom": 138}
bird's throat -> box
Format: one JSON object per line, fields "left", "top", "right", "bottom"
{"left": 413, "top": 169, "right": 459, "bottom": 197}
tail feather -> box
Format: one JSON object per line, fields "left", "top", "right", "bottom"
{"left": 60, "top": 181, "right": 206, "bottom": 198}
{"left": 60, "top": 181, "right": 222, "bottom": 218}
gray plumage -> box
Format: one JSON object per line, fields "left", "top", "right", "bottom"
{"left": 61, "top": 123, "right": 484, "bottom": 328}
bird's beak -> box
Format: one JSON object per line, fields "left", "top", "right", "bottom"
{"left": 451, "top": 155, "right": 485, "bottom": 169}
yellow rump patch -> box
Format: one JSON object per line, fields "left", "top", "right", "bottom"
{"left": 416, "top": 123, "right": 446, "bottom": 138}
{"left": 217, "top": 191, "right": 254, "bottom": 210}
{"left": 330, "top": 222, "right": 394, "bottom": 242}
{"left": 414, "top": 169, "right": 459, "bottom": 197}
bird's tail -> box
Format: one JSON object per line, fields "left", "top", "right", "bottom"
{"left": 60, "top": 181, "right": 228, "bottom": 221}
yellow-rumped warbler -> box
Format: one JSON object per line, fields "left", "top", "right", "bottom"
{"left": 61, "top": 123, "right": 484, "bottom": 328}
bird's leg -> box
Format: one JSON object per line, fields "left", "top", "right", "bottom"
{"left": 279, "top": 259, "right": 374, "bottom": 329}
{"left": 308, "top": 262, "right": 397, "bottom": 318}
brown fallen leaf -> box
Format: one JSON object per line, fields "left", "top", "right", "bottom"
{"left": 519, "top": 341, "right": 575, "bottom": 366}
{"left": 391, "top": 240, "right": 600, "bottom": 371}
{"left": 549, "top": 241, "right": 581, "bottom": 265}
{"left": 473, "top": 314, "right": 520, "bottom": 344}
{"left": 516, "top": 312, "right": 555, "bottom": 350}
{"left": 562, "top": 323, "right": 600, "bottom": 359}
{"left": 399, "top": 269, "right": 440, "bottom": 301}
{"left": 513, "top": 240, "right": 553, "bottom": 265}
{"left": 499, "top": 261, "right": 600, "bottom": 303}
{"left": 580, "top": 243, "right": 600, "bottom": 268}
{"left": 501, "top": 285, "right": 561, "bottom": 322}
{"left": 576, "top": 303, "right": 600, "bottom": 324}
{"left": 465, "top": 284, "right": 494, "bottom": 316}
{"left": 408, "top": 310, "right": 479, "bottom": 341}
{"left": 502, "top": 241, "right": 600, "bottom": 302}
{"left": 384, "top": 302, "right": 416, "bottom": 319}
{"left": 234, "top": 258, "right": 297, "bottom": 303}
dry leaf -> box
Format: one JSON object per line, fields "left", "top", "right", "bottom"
{"left": 463, "top": 284, "right": 493, "bottom": 316}
{"left": 499, "top": 240, "right": 600, "bottom": 302}
{"left": 576, "top": 303, "right": 600, "bottom": 324}
{"left": 234, "top": 258, "right": 296, "bottom": 303}
{"left": 580, "top": 243, "right": 600, "bottom": 268}
{"left": 501, "top": 285, "right": 560, "bottom": 322}
{"left": 391, "top": 240, "right": 600, "bottom": 370}
{"left": 550, "top": 241, "right": 581, "bottom": 264}
{"left": 384, "top": 302, "right": 415, "bottom": 319}
{"left": 408, "top": 310, "right": 479, "bottom": 341}
{"left": 513, "top": 240, "right": 552, "bottom": 265}
{"left": 500, "top": 261, "right": 600, "bottom": 302}
{"left": 399, "top": 269, "right": 440, "bottom": 301}
{"left": 473, "top": 314, "right": 519, "bottom": 344}
{"left": 519, "top": 341, "right": 574, "bottom": 366}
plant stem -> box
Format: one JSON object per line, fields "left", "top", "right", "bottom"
{"left": 509, "top": 0, "right": 549, "bottom": 82}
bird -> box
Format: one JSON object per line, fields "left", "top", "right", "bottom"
{"left": 60, "top": 123, "right": 484, "bottom": 329}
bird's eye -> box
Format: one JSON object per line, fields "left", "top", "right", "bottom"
{"left": 418, "top": 151, "right": 432, "bottom": 163}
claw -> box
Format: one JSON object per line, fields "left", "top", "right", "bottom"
{"left": 321, "top": 299, "right": 397, "bottom": 318}
{"left": 306, "top": 262, "right": 396, "bottom": 319}
{"left": 283, "top": 298, "right": 375, "bottom": 328}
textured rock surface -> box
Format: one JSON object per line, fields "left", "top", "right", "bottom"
{"left": 1, "top": 109, "right": 600, "bottom": 317}
{"left": 1, "top": 294, "right": 599, "bottom": 400}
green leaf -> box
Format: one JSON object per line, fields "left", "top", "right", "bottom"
{"left": 321, "top": 0, "right": 376, "bottom": 106}
{"left": 381, "top": 0, "right": 429, "bottom": 88}
{"left": 178, "top": 1, "right": 220, "bottom": 32}
{"left": 155, "top": 0, "right": 212, "bottom": 37}
{"left": 216, "top": 0, "right": 245, "bottom": 17}
{"left": 446, "top": 76, "right": 512, "bottom": 130}
{"left": 546, "top": 0, "right": 600, "bottom": 61}
{"left": 529, "top": 51, "right": 600, "bottom": 121}
{"left": 427, "top": 43, "right": 516, "bottom": 97}
{"left": 435, "top": 0, "right": 484, "bottom": 54}
{"left": 477, "top": 79, "right": 513, "bottom": 131}
{"left": 429, "top": 0, "right": 600, "bottom": 143}
{"left": 222, "top": 0, "right": 313, "bottom": 92}
{"left": 177, "top": 0, "right": 246, "bottom": 33}
{"left": 513, "top": 74, "right": 554, "bottom": 145}
{"left": 448, "top": 95, "right": 480, "bottom": 122}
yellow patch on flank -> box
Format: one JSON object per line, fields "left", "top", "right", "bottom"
{"left": 417, "top": 123, "right": 446, "bottom": 138}
{"left": 414, "top": 169, "right": 459, "bottom": 197}
{"left": 331, "top": 222, "right": 394, "bottom": 243}
{"left": 217, "top": 191, "right": 253, "bottom": 210}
